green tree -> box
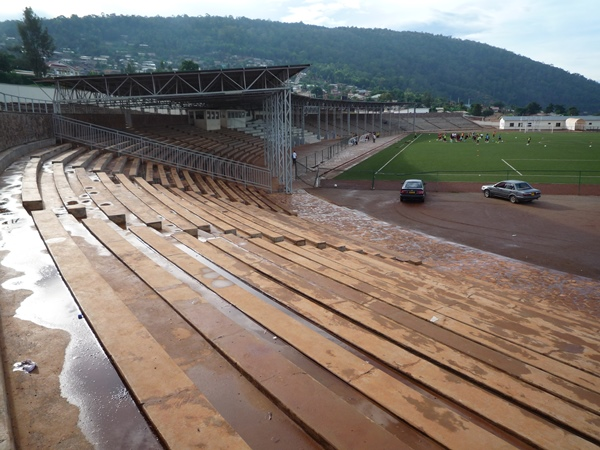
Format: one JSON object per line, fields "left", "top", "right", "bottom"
{"left": 157, "top": 60, "right": 173, "bottom": 72}
{"left": 422, "top": 91, "right": 434, "bottom": 108}
{"left": 124, "top": 62, "right": 136, "bottom": 74}
{"left": 482, "top": 107, "right": 494, "bottom": 117}
{"left": 179, "top": 60, "right": 199, "bottom": 71}
{"left": 0, "top": 51, "right": 16, "bottom": 72}
{"left": 523, "top": 101, "right": 542, "bottom": 115}
{"left": 567, "top": 106, "right": 579, "bottom": 116}
{"left": 17, "top": 7, "right": 55, "bottom": 77}
{"left": 470, "top": 103, "right": 483, "bottom": 116}
{"left": 311, "top": 86, "right": 324, "bottom": 99}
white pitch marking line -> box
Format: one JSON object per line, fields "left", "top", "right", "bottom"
{"left": 377, "top": 134, "right": 422, "bottom": 173}
{"left": 502, "top": 159, "right": 522, "bottom": 176}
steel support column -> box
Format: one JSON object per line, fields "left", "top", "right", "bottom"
{"left": 264, "top": 89, "right": 293, "bottom": 193}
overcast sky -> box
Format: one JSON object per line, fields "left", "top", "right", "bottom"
{"left": 2, "top": 0, "right": 599, "bottom": 83}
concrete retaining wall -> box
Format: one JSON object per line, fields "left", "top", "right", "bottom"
{"left": 0, "top": 112, "right": 54, "bottom": 153}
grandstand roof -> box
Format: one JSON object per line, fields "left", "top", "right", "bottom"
{"left": 38, "top": 64, "right": 309, "bottom": 110}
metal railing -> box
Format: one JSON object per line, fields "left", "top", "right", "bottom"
{"left": 53, "top": 115, "right": 273, "bottom": 190}
{"left": 0, "top": 92, "right": 54, "bottom": 114}
{"left": 296, "top": 137, "right": 349, "bottom": 172}
{"left": 329, "top": 169, "right": 600, "bottom": 193}
{"left": 370, "top": 169, "right": 600, "bottom": 185}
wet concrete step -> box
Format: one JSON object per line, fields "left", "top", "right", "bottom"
{"left": 21, "top": 156, "right": 44, "bottom": 212}
{"left": 176, "top": 232, "right": 600, "bottom": 445}
{"left": 131, "top": 176, "right": 211, "bottom": 233}
{"left": 74, "top": 168, "right": 127, "bottom": 226}
{"left": 276, "top": 241, "right": 600, "bottom": 397}
{"left": 82, "top": 218, "right": 414, "bottom": 450}
{"left": 166, "top": 232, "right": 600, "bottom": 449}
{"left": 114, "top": 174, "right": 198, "bottom": 236}
{"left": 168, "top": 166, "right": 185, "bottom": 190}
{"left": 21, "top": 144, "right": 73, "bottom": 212}
{"left": 158, "top": 185, "right": 237, "bottom": 234}
{"left": 31, "top": 209, "right": 249, "bottom": 449}
{"left": 52, "top": 162, "right": 86, "bottom": 218}
{"left": 344, "top": 249, "right": 600, "bottom": 375}
{"left": 202, "top": 194, "right": 306, "bottom": 246}
{"left": 97, "top": 172, "right": 162, "bottom": 230}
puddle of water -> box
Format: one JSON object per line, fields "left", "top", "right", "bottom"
{"left": 0, "top": 158, "right": 161, "bottom": 449}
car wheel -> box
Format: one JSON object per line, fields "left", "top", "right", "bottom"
{"left": 509, "top": 195, "right": 518, "bottom": 204}
{"left": 483, "top": 190, "right": 491, "bottom": 198}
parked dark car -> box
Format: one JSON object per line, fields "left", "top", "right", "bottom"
{"left": 481, "top": 180, "right": 541, "bottom": 203}
{"left": 400, "top": 179, "right": 426, "bottom": 202}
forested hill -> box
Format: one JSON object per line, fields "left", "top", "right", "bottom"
{"left": 1, "top": 14, "right": 599, "bottom": 113}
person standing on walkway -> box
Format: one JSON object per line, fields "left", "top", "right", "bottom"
{"left": 292, "top": 151, "right": 297, "bottom": 164}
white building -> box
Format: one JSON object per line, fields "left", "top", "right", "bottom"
{"left": 500, "top": 115, "right": 600, "bottom": 131}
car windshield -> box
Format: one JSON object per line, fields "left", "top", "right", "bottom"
{"left": 515, "top": 182, "right": 532, "bottom": 190}
{"left": 405, "top": 182, "right": 422, "bottom": 188}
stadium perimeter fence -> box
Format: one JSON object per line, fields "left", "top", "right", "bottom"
{"left": 322, "top": 169, "right": 600, "bottom": 189}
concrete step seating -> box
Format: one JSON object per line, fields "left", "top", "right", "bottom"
{"left": 98, "top": 161, "right": 308, "bottom": 244}
{"left": 132, "top": 125, "right": 265, "bottom": 166}
{"left": 156, "top": 164, "right": 169, "bottom": 186}
{"left": 97, "top": 172, "right": 162, "bottom": 230}
{"left": 117, "top": 170, "right": 600, "bottom": 398}
{"left": 128, "top": 157, "right": 141, "bottom": 177}
{"left": 68, "top": 148, "right": 101, "bottom": 169}
{"left": 21, "top": 143, "right": 74, "bottom": 212}
{"left": 82, "top": 218, "right": 410, "bottom": 449}
{"left": 110, "top": 154, "right": 129, "bottom": 174}
{"left": 190, "top": 192, "right": 305, "bottom": 245}
{"left": 168, "top": 167, "right": 185, "bottom": 190}
{"left": 182, "top": 230, "right": 600, "bottom": 445}
{"left": 52, "top": 161, "right": 87, "bottom": 218}
{"left": 90, "top": 151, "right": 114, "bottom": 172}
{"left": 188, "top": 171, "right": 212, "bottom": 194}
{"left": 83, "top": 215, "right": 503, "bottom": 448}
{"left": 31, "top": 210, "right": 248, "bottom": 449}
{"left": 0, "top": 138, "right": 55, "bottom": 175}
{"left": 17, "top": 144, "right": 600, "bottom": 448}
{"left": 170, "top": 169, "right": 289, "bottom": 213}
{"left": 114, "top": 174, "right": 199, "bottom": 236}
{"left": 249, "top": 236, "right": 600, "bottom": 399}
{"left": 182, "top": 170, "right": 201, "bottom": 193}
{"left": 162, "top": 229, "right": 599, "bottom": 449}
{"left": 193, "top": 193, "right": 351, "bottom": 251}
{"left": 130, "top": 176, "right": 211, "bottom": 234}
{"left": 74, "top": 168, "right": 127, "bottom": 225}
{"left": 155, "top": 185, "right": 236, "bottom": 234}
{"left": 246, "top": 186, "right": 292, "bottom": 213}
{"left": 39, "top": 154, "right": 72, "bottom": 214}
{"left": 144, "top": 162, "right": 155, "bottom": 183}
{"left": 22, "top": 157, "right": 49, "bottom": 212}
{"left": 187, "top": 191, "right": 285, "bottom": 242}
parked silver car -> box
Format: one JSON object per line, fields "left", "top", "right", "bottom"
{"left": 481, "top": 180, "right": 541, "bottom": 203}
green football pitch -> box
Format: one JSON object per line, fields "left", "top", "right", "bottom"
{"left": 335, "top": 131, "right": 600, "bottom": 184}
